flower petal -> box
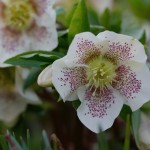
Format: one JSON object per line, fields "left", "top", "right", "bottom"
{"left": 0, "top": 92, "right": 27, "bottom": 123}
{"left": 52, "top": 57, "right": 87, "bottom": 101}
{"left": 113, "top": 65, "right": 150, "bottom": 111}
{"left": 35, "top": 6, "right": 56, "bottom": 27}
{"left": 0, "top": 28, "right": 30, "bottom": 67}
{"left": 66, "top": 32, "right": 108, "bottom": 66}
{"left": 97, "top": 31, "right": 147, "bottom": 65}
{"left": 15, "top": 67, "right": 41, "bottom": 104}
{"left": 77, "top": 86, "right": 124, "bottom": 133}
{"left": 28, "top": 25, "right": 58, "bottom": 51}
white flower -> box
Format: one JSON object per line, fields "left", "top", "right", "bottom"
{"left": 38, "top": 31, "right": 150, "bottom": 133}
{"left": 0, "top": 0, "right": 58, "bottom": 67}
{"left": 139, "top": 112, "right": 150, "bottom": 150}
{"left": 0, "top": 67, "right": 40, "bottom": 125}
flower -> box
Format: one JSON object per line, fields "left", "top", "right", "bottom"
{"left": 139, "top": 112, "right": 150, "bottom": 150}
{"left": 38, "top": 31, "right": 150, "bottom": 133}
{"left": 0, "top": 67, "right": 40, "bottom": 125}
{"left": 0, "top": 0, "right": 58, "bottom": 67}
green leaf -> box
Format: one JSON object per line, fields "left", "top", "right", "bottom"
{"left": 98, "top": 132, "right": 108, "bottom": 150}
{"left": 90, "top": 25, "right": 105, "bottom": 35}
{"left": 100, "top": 8, "right": 110, "bottom": 30}
{"left": 0, "top": 135, "right": 9, "bottom": 150}
{"left": 72, "top": 100, "right": 81, "bottom": 110}
{"left": 131, "top": 110, "right": 141, "bottom": 149}
{"left": 66, "top": 3, "right": 78, "bottom": 26}
{"left": 141, "top": 101, "right": 150, "bottom": 111}
{"left": 123, "top": 115, "right": 131, "bottom": 150}
{"left": 5, "top": 51, "right": 63, "bottom": 67}
{"left": 68, "top": 0, "right": 90, "bottom": 43}
{"left": 139, "top": 30, "right": 146, "bottom": 45}
{"left": 23, "top": 68, "right": 42, "bottom": 91}
{"left": 119, "top": 105, "right": 132, "bottom": 121}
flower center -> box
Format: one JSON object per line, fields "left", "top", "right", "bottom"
{"left": 86, "top": 56, "right": 117, "bottom": 90}
{"left": 4, "top": 0, "right": 34, "bottom": 31}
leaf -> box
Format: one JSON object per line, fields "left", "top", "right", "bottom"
{"left": 98, "top": 132, "right": 108, "bottom": 150}
{"left": 141, "top": 101, "right": 150, "bottom": 111}
{"left": 90, "top": 25, "right": 105, "bottom": 35}
{"left": 139, "top": 30, "right": 146, "bottom": 45}
{"left": 123, "top": 115, "right": 131, "bottom": 150}
{"left": 68, "top": 0, "right": 90, "bottom": 43}
{"left": 131, "top": 110, "right": 141, "bottom": 149}
{"left": 72, "top": 100, "right": 81, "bottom": 110}
{"left": 100, "top": 8, "right": 110, "bottom": 30}
{"left": 0, "top": 135, "right": 9, "bottom": 150}
{"left": 5, "top": 51, "right": 63, "bottom": 67}
{"left": 65, "top": 3, "right": 78, "bottom": 26}
{"left": 23, "top": 68, "right": 42, "bottom": 91}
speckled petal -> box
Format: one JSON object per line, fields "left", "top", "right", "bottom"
{"left": 77, "top": 86, "right": 124, "bottom": 133}
{"left": 28, "top": 25, "right": 58, "bottom": 51}
{"left": 52, "top": 57, "right": 87, "bottom": 101}
{"left": 0, "top": 28, "right": 30, "bottom": 67}
{"left": 66, "top": 32, "right": 109, "bottom": 66}
{"left": 97, "top": 31, "right": 147, "bottom": 65}
{"left": 115, "top": 65, "right": 150, "bottom": 111}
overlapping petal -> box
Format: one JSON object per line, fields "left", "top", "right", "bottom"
{"left": 52, "top": 57, "right": 87, "bottom": 101}
{"left": 66, "top": 32, "right": 108, "bottom": 66}
{"left": 97, "top": 31, "right": 147, "bottom": 65}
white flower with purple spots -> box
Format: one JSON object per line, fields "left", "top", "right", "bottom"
{"left": 0, "top": 0, "right": 58, "bottom": 67}
{"left": 38, "top": 31, "right": 150, "bottom": 133}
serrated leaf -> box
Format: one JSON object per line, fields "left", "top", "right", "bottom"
{"left": 68, "top": 0, "right": 90, "bottom": 43}
{"left": 131, "top": 110, "right": 141, "bottom": 149}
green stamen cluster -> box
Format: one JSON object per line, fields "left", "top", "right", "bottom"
{"left": 86, "top": 56, "right": 117, "bottom": 89}
{"left": 4, "top": 0, "right": 34, "bottom": 31}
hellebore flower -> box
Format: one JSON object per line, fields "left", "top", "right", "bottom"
{"left": 38, "top": 31, "right": 150, "bottom": 133}
{"left": 0, "top": 0, "right": 58, "bottom": 67}
{"left": 0, "top": 67, "right": 40, "bottom": 125}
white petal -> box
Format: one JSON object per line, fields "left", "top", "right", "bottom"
{"left": 35, "top": 6, "right": 56, "bottom": 27}
{"left": 122, "top": 65, "right": 150, "bottom": 111}
{"left": 28, "top": 25, "right": 58, "bottom": 51}
{"left": 0, "top": 92, "right": 27, "bottom": 123}
{"left": 15, "top": 67, "right": 41, "bottom": 104}
{"left": 66, "top": 32, "right": 108, "bottom": 66}
{"left": 52, "top": 57, "right": 87, "bottom": 101}
{"left": 0, "top": 28, "right": 30, "bottom": 67}
{"left": 37, "top": 65, "right": 52, "bottom": 87}
{"left": 97, "top": 31, "right": 147, "bottom": 65}
{"left": 77, "top": 86, "right": 124, "bottom": 133}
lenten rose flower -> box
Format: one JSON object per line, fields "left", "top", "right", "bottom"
{"left": 38, "top": 31, "right": 150, "bottom": 133}
{"left": 0, "top": 0, "right": 58, "bottom": 67}
{"left": 0, "top": 67, "right": 40, "bottom": 125}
